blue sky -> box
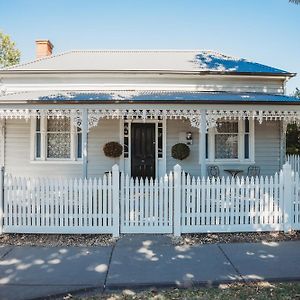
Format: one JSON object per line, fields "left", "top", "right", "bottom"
{"left": 0, "top": 0, "right": 299, "bottom": 92}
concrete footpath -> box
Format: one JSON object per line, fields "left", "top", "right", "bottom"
{"left": 1, "top": 235, "right": 300, "bottom": 300}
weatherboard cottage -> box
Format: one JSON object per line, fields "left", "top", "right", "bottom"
{"left": 0, "top": 40, "right": 299, "bottom": 236}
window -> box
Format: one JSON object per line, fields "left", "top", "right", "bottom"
{"left": 207, "top": 119, "right": 253, "bottom": 162}
{"left": 215, "top": 121, "right": 238, "bottom": 159}
{"left": 244, "top": 119, "right": 250, "bottom": 159}
{"left": 47, "top": 118, "right": 71, "bottom": 159}
{"left": 158, "top": 122, "right": 163, "bottom": 158}
{"left": 33, "top": 117, "right": 82, "bottom": 161}
{"left": 35, "top": 118, "right": 41, "bottom": 158}
{"left": 77, "top": 127, "right": 82, "bottom": 159}
{"left": 123, "top": 122, "right": 129, "bottom": 158}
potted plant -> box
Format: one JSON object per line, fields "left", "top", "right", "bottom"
{"left": 171, "top": 143, "right": 190, "bottom": 160}
{"left": 103, "top": 141, "right": 123, "bottom": 158}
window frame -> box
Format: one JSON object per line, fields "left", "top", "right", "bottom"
{"left": 30, "top": 117, "right": 83, "bottom": 163}
{"left": 206, "top": 119, "right": 255, "bottom": 164}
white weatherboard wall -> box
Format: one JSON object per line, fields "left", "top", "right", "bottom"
{"left": 166, "top": 119, "right": 200, "bottom": 176}
{"left": 166, "top": 119, "right": 282, "bottom": 177}
{"left": 4, "top": 119, "right": 121, "bottom": 178}
{"left": 3, "top": 75, "right": 284, "bottom": 94}
{"left": 87, "top": 119, "right": 121, "bottom": 177}
{"left": 3, "top": 118, "right": 282, "bottom": 178}
{"left": 4, "top": 119, "right": 82, "bottom": 177}
{"left": 255, "top": 120, "right": 281, "bottom": 176}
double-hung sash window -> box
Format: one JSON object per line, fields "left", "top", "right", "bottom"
{"left": 47, "top": 118, "right": 71, "bottom": 159}
{"left": 215, "top": 121, "right": 239, "bottom": 159}
{"left": 207, "top": 119, "right": 254, "bottom": 162}
{"left": 32, "top": 117, "right": 82, "bottom": 161}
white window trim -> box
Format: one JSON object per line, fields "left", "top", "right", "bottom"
{"left": 30, "top": 117, "right": 82, "bottom": 163}
{"left": 206, "top": 119, "right": 255, "bottom": 164}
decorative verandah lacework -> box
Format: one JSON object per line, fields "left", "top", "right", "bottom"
{"left": 0, "top": 108, "right": 300, "bottom": 131}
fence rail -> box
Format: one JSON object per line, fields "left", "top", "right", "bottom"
{"left": 0, "top": 162, "right": 300, "bottom": 236}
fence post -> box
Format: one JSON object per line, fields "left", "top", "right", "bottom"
{"left": 0, "top": 167, "right": 4, "bottom": 234}
{"left": 173, "top": 164, "right": 182, "bottom": 236}
{"left": 283, "top": 162, "right": 293, "bottom": 233}
{"left": 112, "top": 164, "right": 120, "bottom": 237}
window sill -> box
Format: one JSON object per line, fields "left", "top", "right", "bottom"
{"left": 30, "top": 160, "right": 83, "bottom": 165}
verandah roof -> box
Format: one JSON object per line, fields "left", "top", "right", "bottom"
{"left": 0, "top": 90, "right": 299, "bottom": 104}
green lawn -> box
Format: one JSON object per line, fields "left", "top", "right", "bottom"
{"left": 78, "top": 282, "right": 300, "bottom": 300}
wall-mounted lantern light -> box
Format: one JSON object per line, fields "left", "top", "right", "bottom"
{"left": 186, "top": 131, "right": 193, "bottom": 145}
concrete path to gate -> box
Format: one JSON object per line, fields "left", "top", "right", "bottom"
{"left": 1, "top": 235, "right": 300, "bottom": 300}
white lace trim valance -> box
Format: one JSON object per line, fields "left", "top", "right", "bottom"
{"left": 0, "top": 108, "right": 300, "bottom": 131}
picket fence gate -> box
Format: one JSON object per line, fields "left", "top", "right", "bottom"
{"left": 0, "top": 163, "right": 300, "bottom": 237}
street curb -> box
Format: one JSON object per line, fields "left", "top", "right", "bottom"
{"left": 104, "top": 278, "right": 244, "bottom": 292}
{"left": 18, "top": 277, "right": 300, "bottom": 300}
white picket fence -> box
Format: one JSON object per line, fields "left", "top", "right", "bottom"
{"left": 0, "top": 163, "right": 299, "bottom": 236}
{"left": 181, "top": 170, "right": 284, "bottom": 233}
{"left": 286, "top": 154, "right": 300, "bottom": 173}
{"left": 120, "top": 172, "right": 173, "bottom": 233}
{"left": 1, "top": 169, "right": 119, "bottom": 236}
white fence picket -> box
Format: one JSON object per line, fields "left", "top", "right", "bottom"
{"left": 120, "top": 172, "right": 173, "bottom": 234}
{"left": 181, "top": 169, "right": 285, "bottom": 233}
{"left": 287, "top": 154, "right": 300, "bottom": 173}
{"left": 2, "top": 161, "right": 299, "bottom": 235}
{"left": 2, "top": 172, "right": 115, "bottom": 234}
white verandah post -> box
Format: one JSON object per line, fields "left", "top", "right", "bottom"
{"left": 199, "top": 109, "right": 207, "bottom": 178}
{"left": 0, "top": 167, "right": 3, "bottom": 234}
{"left": 82, "top": 109, "right": 88, "bottom": 178}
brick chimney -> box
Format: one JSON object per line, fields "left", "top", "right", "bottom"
{"left": 36, "top": 40, "right": 54, "bottom": 58}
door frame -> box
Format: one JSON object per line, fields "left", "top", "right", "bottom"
{"left": 121, "top": 119, "right": 166, "bottom": 178}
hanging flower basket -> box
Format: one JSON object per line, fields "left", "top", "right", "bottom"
{"left": 171, "top": 143, "right": 190, "bottom": 160}
{"left": 103, "top": 141, "right": 123, "bottom": 158}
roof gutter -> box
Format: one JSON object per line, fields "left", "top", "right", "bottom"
{"left": 0, "top": 69, "right": 296, "bottom": 78}
{"left": 1, "top": 99, "right": 300, "bottom": 105}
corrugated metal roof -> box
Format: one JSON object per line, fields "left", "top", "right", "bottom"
{"left": 0, "top": 90, "right": 299, "bottom": 103}
{"left": 1, "top": 50, "right": 291, "bottom": 75}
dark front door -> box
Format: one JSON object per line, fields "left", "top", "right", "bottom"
{"left": 131, "top": 123, "right": 155, "bottom": 179}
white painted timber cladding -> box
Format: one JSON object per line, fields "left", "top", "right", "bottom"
{"left": 166, "top": 120, "right": 282, "bottom": 177}
{"left": 2, "top": 75, "right": 284, "bottom": 94}
{"left": 5, "top": 119, "right": 82, "bottom": 177}
{"left": 3, "top": 118, "right": 281, "bottom": 178}
{"left": 166, "top": 119, "right": 200, "bottom": 176}
{"left": 87, "top": 119, "right": 121, "bottom": 177}
{"left": 255, "top": 120, "right": 281, "bottom": 176}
